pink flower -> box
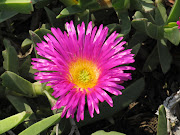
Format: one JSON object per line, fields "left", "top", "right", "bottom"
{"left": 32, "top": 21, "right": 135, "bottom": 122}
{"left": 177, "top": 17, "right": 180, "bottom": 29}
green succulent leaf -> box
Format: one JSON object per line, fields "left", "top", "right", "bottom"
{"left": 59, "top": 0, "right": 78, "bottom": 7}
{"left": 1, "top": 71, "right": 42, "bottom": 97}
{"left": 131, "top": 43, "right": 141, "bottom": 57}
{"left": 146, "top": 22, "right": 164, "bottom": 39}
{"left": 164, "top": 22, "right": 178, "bottom": 28}
{"left": 157, "top": 105, "right": 167, "bottom": 135}
{"left": 79, "top": 0, "right": 100, "bottom": 10}
{"left": 6, "top": 95, "right": 36, "bottom": 127}
{"left": 128, "top": 31, "right": 147, "bottom": 48}
{"left": 155, "top": 3, "right": 167, "bottom": 25}
{"left": 0, "top": 0, "right": 34, "bottom": 14}
{"left": 92, "top": 130, "right": 126, "bottom": 135}
{"left": 21, "top": 38, "right": 32, "bottom": 53}
{"left": 0, "top": 111, "right": 31, "bottom": 134}
{"left": 2, "top": 38, "right": 19, "bottom": 74}
{"left": 143, "top": 46, "right": 159, "bottom": 72}
{"left": 133, "top": 11, "right": 144, "bottom": 19}
{"left": 130, "top": 0, "right": 155, "bottom": 13}
{"left": 19, "top": 55, "right": 31, "bottom": 78}
{"left": 44, "top": 7, "right": 60, "bottom": 27}
{"left": 132, "top": 18, "right": 148, "bottom": 34}
{"left": 164, "top": 26, "right": 180, "bottom": 46}
{"left": 112, "top": 0, "right": 130, "bottom": 10}
{"left": 0, "top": 11, "right": 17, "bottom": 23}
{"left": 34, "top": 28, "right": 53, "bottom": 40}
{"left": 19, "top": 113, "right": 62, "bottom": 135}
{"left": 56, "top": 5, "right": 83, "bottom": 19}
{"left": 157, "top": 39, "right": 172, "bottom": 74}
{"left": 29, "top": 30, "right": 42, "bottom": 58}
{"left": 167, "top": 0, "right": 180, "bottom": 24}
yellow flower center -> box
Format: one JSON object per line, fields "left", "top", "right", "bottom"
{"left": 68, "top": 59, "right": 100, "bottom": 91}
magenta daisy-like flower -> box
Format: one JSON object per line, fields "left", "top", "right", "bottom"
{"left": 177, "top": 17, "right": 180, "bottom": 29}
{"left": 32, "top": 21, "right": 135, "bottom": 122}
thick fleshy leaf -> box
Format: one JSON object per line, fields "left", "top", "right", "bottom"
{"left": 0, "top": 111, "right": 31, "bottom": 134}
{"left": 21, "top": 38, "right": 32, "bottom": 53}
{"left": 143, "top": 46, "right": 159, "bottom": 72}
{"left": 155, "top": 3, "right": 167, "bottom": 25}
{"left": 0, "top": 11, "right": 17, "bottom": 23}
{"left": 29, "top": 30, "right": 42, "bottom": 58}
{"left": 6, "top": 95, "right": 36, "bottom": 127}
{"left": 131, "top": 43, "right": 141, "bottom": 57}
{"left": 44, "top": 7, "right": 60, "bottom": 27}
{"left": 157, "top": 39, "right": 172, "bottom": 74}
{"left": 79, "top": 0, "right": 100, "bottom": 10}
{"left": 116, "top": 10, "right": 131, "bottom": 37}
{"left": 92, "top": 130, "right": 126, "bottom": 135}
{"left": 167, "top": 0, "right": 180, "bottom": 23}
{"left": 164, "top": 26, "right": 180, "bottom": 46}
{"left": 1, "top": 71, "right": 43, "bottom": 97}
{"left": 133, "top": 11, "right": 144, "bottom": 19}
{"left": 128, "top": 31, "right": 147, "bottom": 48}
{"left": 112, "top": 0, "right": 130, "bottom": 10}
{"left": 34, "top": 28, "right": 53, "bottom": 40}
{"left": 157, "top": 105, "right": 167, "bottom": 135}
{"left": 0, "top": 0, "right": 33, "bottom": 14}
{"left": 59, "top": 0, "right": 78, "bottom": 6}
{"left": 146, "top": 22, "right": 164, "bottom": 39}
{"left": 132, "top": 18, "right": 148, "bottom": 33}
{"left": 19, "top": 113, "right": 62, "bottom": 135}
{"left": 164, "top": 22, "right": 178, "bottom": 28}
{"left": 130, "top": 0, "right": 154, "bottom": 12}
{"left": 56, "top": 5, "right": 83, "bottom": 19}
{"left": 2, "top": 39, "right": 19, "bottom": 74}
{"left": 77, "top": 78, "right": 145, "bottom": 127}
{"left": 19, "top": 55, "right": 31, "bottom": 78}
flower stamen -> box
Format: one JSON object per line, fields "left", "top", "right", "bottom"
{"left": 68, "top": 59, "right": 100, "bottom": 90}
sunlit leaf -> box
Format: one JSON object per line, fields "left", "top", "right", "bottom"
{"left": 167, "top": 0, "right": 180, "bottom": 23}
{"left": 19, "top": 113, "right": 62, "bottom": 135}
{"left": 6, "top": 95, "right": 37, "bottom": 127}
{"left": 1, "top": 71, "right": 42, "bottom": 97}
{"left": 92, "top": 130, "right": 126, "bottom": 135}
{"left": 56, "top": 5, "right": 83, "bottom": 19}
{"left": 164, "top": 26, "right": 180, "bottom": 46}
{"left": 157, "top": 105, "right": 167, "bottom": 135}
{"left": 21, "top": 38, "right": 32, "bottom": 53}
{"left": 0, "top": 111, "right": 31, "bottom": 134}
{"left": 0, "top": 0, "right": 33, "bottom": 14}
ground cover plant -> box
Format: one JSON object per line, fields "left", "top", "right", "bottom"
{"left": 0, "top": 0, "right": 180, "bottom": 135}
